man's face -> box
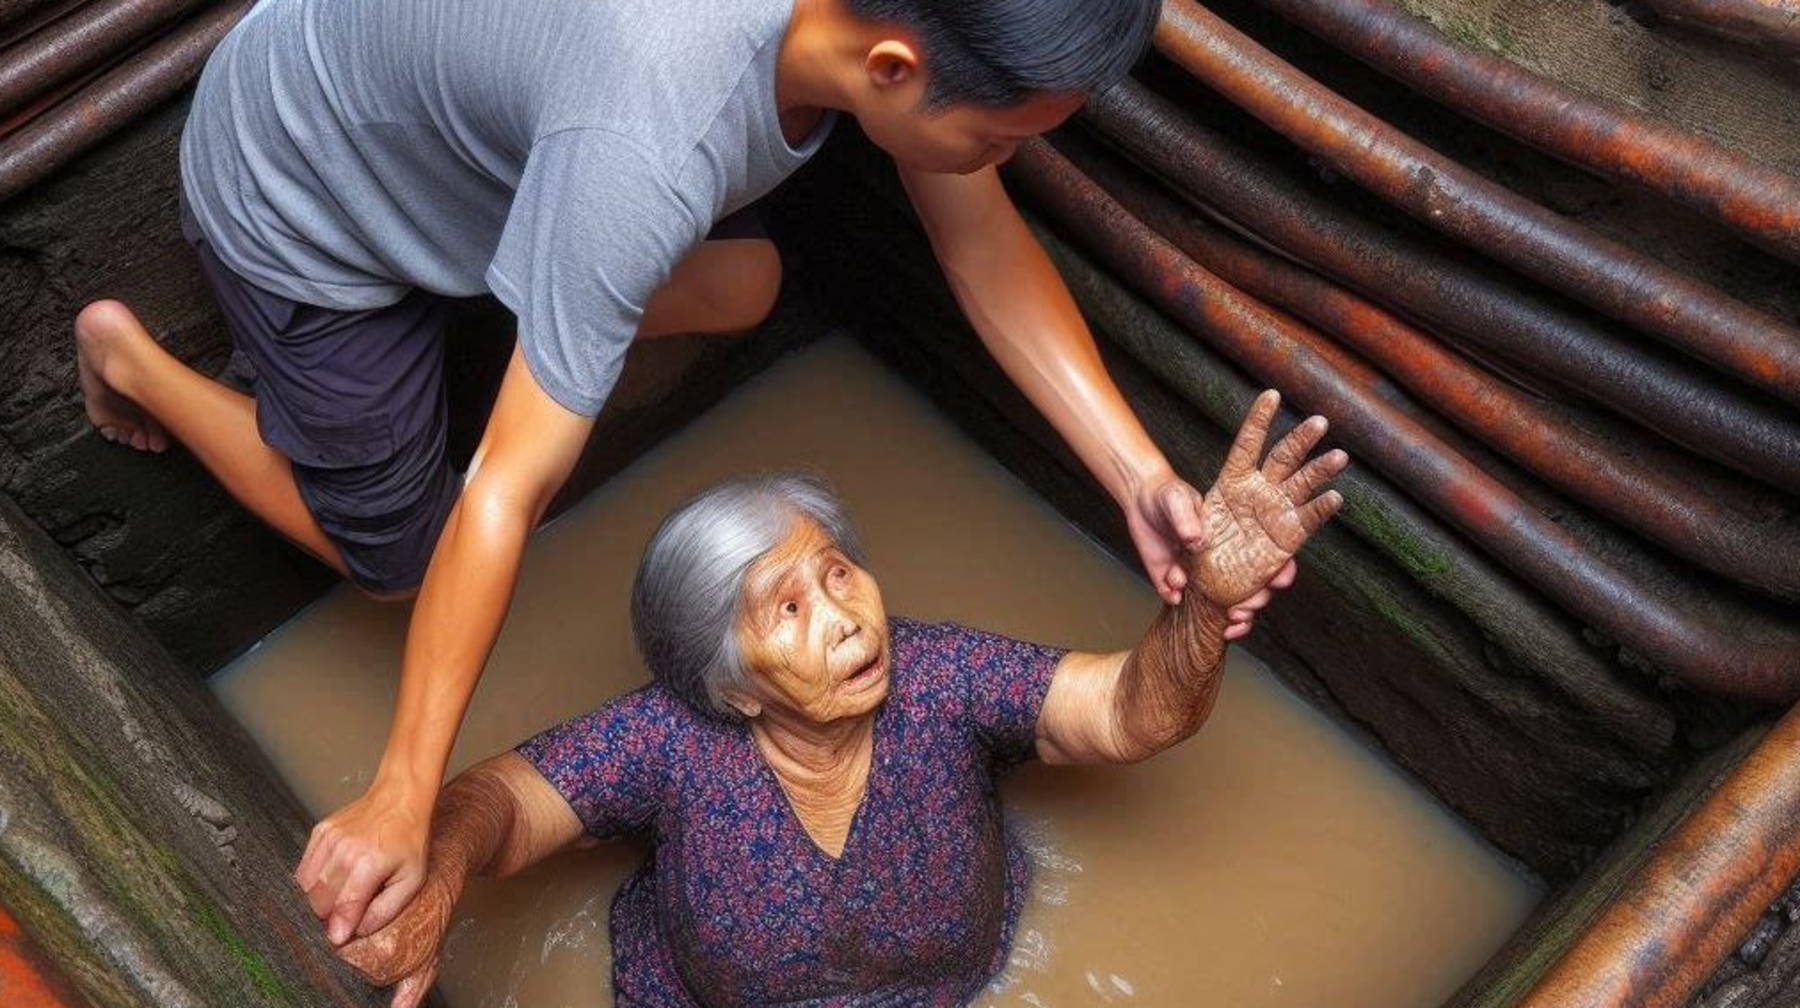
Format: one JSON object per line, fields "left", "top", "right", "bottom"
{"left": 851, "top": 43, "right": 1087, "bottom": 174}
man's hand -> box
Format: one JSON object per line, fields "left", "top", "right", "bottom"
{"left": 337, "top": 864, "right": 459, "bottom": 1008}
{"left": 1125, "top": 472, "right": 1205, "bottom": 605}
{"left": 1191, "top": 390, "right": 1346, "bottom": 609}
{"left": 1124, "top": 470, "right": 1291, "bottom": 638}
{"left": 296, "top": 782, "right": 432, "bottom": 946}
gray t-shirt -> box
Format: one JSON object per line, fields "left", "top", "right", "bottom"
{"left": 180, "top": 0, "right": 834, "bottom": 415}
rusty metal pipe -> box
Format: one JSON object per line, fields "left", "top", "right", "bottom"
{"left": 1155, "top": 0, "right": 1800, "bottom": 407}
{"left": 1515, "top": 704, "right": 1800, "bottom": 1008}
{"left": 0, "top": 0, "right": 216, "bottom": 121}
{"left": 0, "top": 1, "right": 245, "bottom": 204}
{"left": 1643, "top": 0, "right": 1800, "bottom": 60}
{"left": 1248, "top": 0, "right": 1800, "bottom": 263}
{"left": 1080, "top": 80, "right": 1800, "bottom": 496}
{"left": 0, "top": 0, "right": 68, "bottom": 34}
{"left": 1064, "top": 140, "right": 1800, "bottom": 601}
{"left": 1007, "top": 138, "right": 1800, "bottom": 702}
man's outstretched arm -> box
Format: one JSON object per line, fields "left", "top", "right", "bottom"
{"left": 295, "top": 344, "right": 594, "bottom": 947}
{"left": 900, "top": 163, "right": 1214, "bottom": 609}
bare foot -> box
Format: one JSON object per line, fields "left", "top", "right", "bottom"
{"left": 75, "top": 299, "right": 169, "bottom": 453}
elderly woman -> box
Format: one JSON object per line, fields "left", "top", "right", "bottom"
{"left": 339, "top": 390, "right": 1346, "bottom": 1007}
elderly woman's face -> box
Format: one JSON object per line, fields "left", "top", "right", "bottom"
{"left": 729, "top": 516, "right": 890, "bottom": 725}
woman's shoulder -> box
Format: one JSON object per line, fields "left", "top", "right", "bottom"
{"left": 885, "top": 616, "right": 1018, "bottom": 704}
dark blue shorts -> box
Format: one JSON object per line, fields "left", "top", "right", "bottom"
{"left": 182, "top": 198, "right": 459, "bottom": 594}
{"left": 181, "top": 200, "right": 768, "bottom": 593}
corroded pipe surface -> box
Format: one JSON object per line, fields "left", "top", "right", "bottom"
{"left": 0, "top": 0, "right": 67, "bottom": 34}
{"left": 1065, "top": 141, "right": 1800, "bottom": 600}
{"left": 0, "top": 0, "right": 246, "bottom": 204}
{"left": 1155, "top": 0, "right": 1800, "bottom": 406}
{"left": 1516, "top": 703, "right": 1800, "bottom": 1008}
{"left": 1034, "top": 222, "right": 1679, "bottom": 760}
{"left": 1644, "top": 0, "right": 1800, "bottom": 59}
{"left": 1249, "top": 0, "right": 1800, "bottom": 263}
{"left": 1008, "top": 138, "right": 1800, "bottom": 702}
{"left": 1081, "top": 80, "right": 1800, "bottom": 496}
{"left": 0, "top": 0, "right": 215, "bottom": 121}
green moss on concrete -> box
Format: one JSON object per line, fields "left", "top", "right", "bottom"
{"left": 1396, "top": 0, "right": 1527, "bottom": 58}
{"left": 1343, "top": 495, "right": 1452, "bottom": 579}
{"left": 191, "top": 891, "right": 297, "bottom": 1005}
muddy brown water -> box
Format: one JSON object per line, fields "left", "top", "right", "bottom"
{"left": 213, "top": 337, "right": 1539, "bottom": 1007}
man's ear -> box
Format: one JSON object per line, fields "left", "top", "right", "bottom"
{"left": 865, "top": 39, "right": 921, "bottom": 91}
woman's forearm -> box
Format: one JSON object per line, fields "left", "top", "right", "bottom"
{"left": 426, "top": 760, "right": 524, "bottom": 885}
{"left": 1111, "top": 592, "right": 1232, "bottom": 760}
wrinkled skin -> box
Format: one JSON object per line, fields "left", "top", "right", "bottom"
{"left": 1190, "top": 389, "right": 1344, "bottom": 609}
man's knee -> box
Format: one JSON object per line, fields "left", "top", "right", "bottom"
{"left": 708, "top": 239, "right": 782, "bottom": 334}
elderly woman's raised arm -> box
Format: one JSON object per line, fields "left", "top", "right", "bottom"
{"left": 1034, "top": 391, "right": 1346, "bottom": 766}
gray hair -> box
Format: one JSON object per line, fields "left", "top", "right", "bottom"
{"left": 630, "top": 471, "right": 866, "bottom": 720}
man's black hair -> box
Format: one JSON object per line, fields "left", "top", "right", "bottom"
{"left": 842, "top": 0, "right": 1162, "bottom": 109}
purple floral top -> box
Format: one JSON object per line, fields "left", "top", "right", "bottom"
{"left": 517, "top": 617, "right": 1067, "bottom": 1007}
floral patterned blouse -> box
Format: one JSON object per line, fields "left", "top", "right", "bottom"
{"left": 516, "top": 617, "right": 1067, "bottom": 1007}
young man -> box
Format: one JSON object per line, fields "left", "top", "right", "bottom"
{"left": 75, "top": 0, "right": 1267, "bottom": 951}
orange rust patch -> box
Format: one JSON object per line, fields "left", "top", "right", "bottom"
{"left": 0, "top": 903, "right": 89, "bottom": 1008}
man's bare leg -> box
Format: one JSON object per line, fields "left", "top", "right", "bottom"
{"left": 73, "top": 299, "right": 350, "bottom": 577}
{"left": 640, "top": 238, "right": 781, "bottom": 338}
{"left": 72, "top": 238, "right": 775, "bottom": 569}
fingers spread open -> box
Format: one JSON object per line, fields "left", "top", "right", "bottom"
{"left": 1283, "top": 448, "right": 1349, "bottom": 503}
{"left": 1263, "top": 415, "right": 1327, "bottom": 484}
{"left": 1297, "top": 490, "right": 1345, "bottom": 536}
{"left": 1224, "top": 389, "right": 1281, "bottom": 476}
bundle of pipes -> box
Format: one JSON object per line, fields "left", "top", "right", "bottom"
{"left": 1516, "top": 702, "right": 1800, "bottom": 1008}
{"left": 0, "top": 0, "right": 245, "bottom": 203}
{"left": 1080, "top": 81, "right": 1800, "bottom": 497}
{"left": 0, "top": 0, "right": 216, "bottom": 123}
{"left": 1154, "top": 0, "right": 1800, "bottom": 408}
{"left": 1005, "top": 140, "right": 1800, "bottom": 702}
{"left": 1642, "top": 0, "right": 1800, "bottom": 62}
{"left": 1060, "top": 137, "right": 1800, "bottom": 602}
{"left": 1243, "top": 0, "right": 1800, "bottom": 263}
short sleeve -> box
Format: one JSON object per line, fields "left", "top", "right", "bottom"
{"left": 893, "top": 619, "right": 1068, "bottom": 770}
{"left": 486, "top": 129, "right": 704, "bottom": 416}
{"left": 514, "top": 685, "right": 678, "bottom": 840}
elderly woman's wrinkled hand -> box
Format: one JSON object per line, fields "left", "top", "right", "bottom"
{"left": 336, "top": 867, "right": 458, "bottom": 1008}
{"left": 1190, "top": 390, "right": 1347, "bottom": 611}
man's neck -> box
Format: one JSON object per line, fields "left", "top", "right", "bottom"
{"left": 775, "top": 0, "right": 852, "bottom": 137}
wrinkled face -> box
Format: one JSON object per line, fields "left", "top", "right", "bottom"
{"left": 728, "top": 516, "right": 890, "bottom": 725}
{"left": 850, "top": 42, "right": 1087, "bottom": 175}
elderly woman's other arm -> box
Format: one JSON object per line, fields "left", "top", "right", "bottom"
{"left": 336, "top": 753, "right": 590, "bottom": 1008}
{"left": 1035, "top": 391, "right": 1346, "bottom": 765}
